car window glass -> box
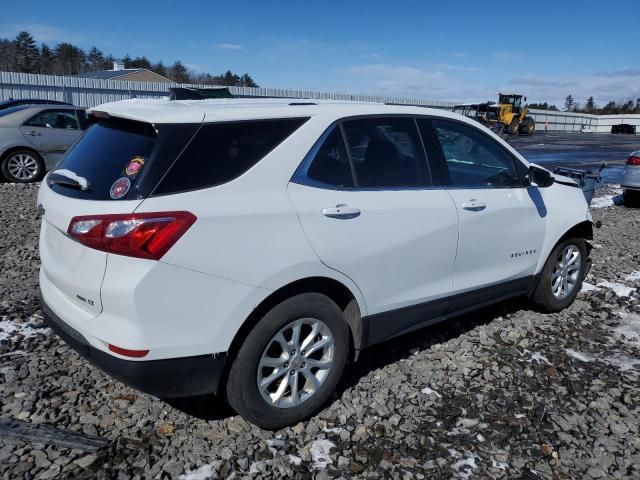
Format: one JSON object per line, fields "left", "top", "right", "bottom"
{"left": 432, "top": 119, "right": 522, "bottom": 188}
{"left": 154, "top": 118, "right": 308, "bottom": 195}
{"left": 342, "top": 117, "right": 430, "bottom": 188}
{"left": 306, "top": 128, "right": 354, "bottom": 188}
{"left": 25, "top": 110, "right": 79, "bottom": 129}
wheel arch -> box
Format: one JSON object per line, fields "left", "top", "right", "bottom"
{"left": 220, "top": 276, "right": 364, "bottom": 396}
{"left": 0, "top": 145, "right": 43, "bottom": 162}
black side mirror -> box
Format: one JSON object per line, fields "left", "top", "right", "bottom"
{"left": 528, "top": 165, "right": 554, "bottom": 188}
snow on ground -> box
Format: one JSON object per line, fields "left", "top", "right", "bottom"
{"left": 421, "top": 386, "right": 442, "bottom": 397}
{"left": 449, "top": 450, "right": 479, "bottom": 479}
{"left": 309, "top": 438, "right": 335, "bottom": 469}
{"left": 531, "top": 352, "right": 552, "bottom": 365}
{"left": 590, "top": 187, "right": 623, "bottom": 208}
{"left": 626, "top": 271, "right": 640, "bottom": 282}
{"left": 0, "top": 316, "right": 48, "bottom": 342}
{"left": 580, "top": 282, "right": 599, "bottom": 293}
{"left": 614, "top": 312, "right": 640, "bottom": 342}
{"left": 565, "top": 349, "right": 595, "bottom": 363}
{"left": 178, "top": 464, "right": 216, "bottom": 480}
{"left": 597, "top": 281, "right": 635, "bottom": 297}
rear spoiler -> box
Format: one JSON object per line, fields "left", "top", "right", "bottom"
{"left": 168, "top": 87, "right": 234, "bottom": 100}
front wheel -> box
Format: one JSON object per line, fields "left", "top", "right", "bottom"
{"left": 226, "top": 293, "right": 349, "bottom": 429}
{"left": 531, "top": 238, "right": 588, "bottom": 312}
{"left": 1, "top": 149, "right": 45, "bottom": 183}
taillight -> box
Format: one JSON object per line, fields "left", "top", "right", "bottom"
{"left": 67, "top": 211, "right": 196, "bottom": 260}
{"left": 627, "top": 154, "right": 640, "bottom": 166}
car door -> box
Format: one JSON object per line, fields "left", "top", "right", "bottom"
{"left": 20, "top": 109, "right": 84, "bottom": 168}
{"left": 422, "top": 117, "right": 546, "bottom": 303}
{"left": 287, "top": 116, "right": 459, "bottom": 344}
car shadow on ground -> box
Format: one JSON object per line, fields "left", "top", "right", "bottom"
{"left": 165, "top": 296, "right": 532, "bottom": 423}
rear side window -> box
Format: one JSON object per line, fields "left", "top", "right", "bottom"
{"left": 153, "top": 118, "right": 308, "bottom": 195}
{"left": 26, "top": 109, "right": 79, "bottom": 129}
{"left": 306, "top": 128, "right": 354, "bottom": 188}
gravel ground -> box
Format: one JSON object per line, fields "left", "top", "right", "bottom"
{"left": 1, "top": 183, "right": 639, "bottom": 479}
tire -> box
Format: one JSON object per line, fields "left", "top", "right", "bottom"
{"left": 1, "top": 149, "right": 45, "bottom": 183}
{"left": 531, "top": 238, "right": 588, "bottom": 312}
{"left": 623, "top": 189, "right": 639, "bottom": 207}
{"left": 226, "top": 293, "right": 350, "bottom": 429}
{"left": 519, "top": 118, "right": 535, "bottom": 135}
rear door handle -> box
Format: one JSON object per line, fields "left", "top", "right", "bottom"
{"left": 461, "top": 199, "right": 487, "bottom": 211}
{"left": 25, "top": 131, "right": 41, "bottom": 136}
{"left": 322, "top": 204, "right": 361, "bottom": 219}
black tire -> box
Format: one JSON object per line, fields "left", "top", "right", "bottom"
{"left": 226, "top": 293, "right": 349, "bottom": 429}
{"left": 623, "top": 189, "right": 640, "bottom": 207}
{"left": 1, "top": 149, "right": 45, "bottom": 183}
{"left": 531, "top": 238, "right": 588, "bottom": 312}
{"left": 519, "top": 118, "right": 535, "bottom": 135}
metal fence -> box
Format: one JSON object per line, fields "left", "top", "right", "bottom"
{"left": 0, "top": 71, "right": 457, "bottom": 109}
{"left": 1, "top": 71, "right": 639, "bottom": 132}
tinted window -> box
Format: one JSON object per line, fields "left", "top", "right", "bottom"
{"left": 25, "top": 109, "right": 79, "bottom": 129}
{"left": 432, "top": 119, "right": 522, "bottom": 188}
{"left": 342, "top": 117, "right": 430, "bottom": 188}
{"left": 154, "top": 118, "right": 308, "bottom": 195}
{"left": 305, "top": 127, "right": 354, "bottom": 188}
{"left": 50, "top": 119, "right": 157, "bottom": 200}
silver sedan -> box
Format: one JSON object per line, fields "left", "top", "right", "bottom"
{"left": 622, "top": 150, "right": 640, "bottom": 205}
{"left": 0, "top": 104, "right": 87, "bottom": 182}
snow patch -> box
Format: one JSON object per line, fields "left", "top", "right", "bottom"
{"left": 492, "top": 459, "right": 509, "bottom": 470}
{"left": 0, "top": 317, "right": 48, "bottom": 342}
{"left": 514, "top": 413, "right": 526, "bottom": 419}
{"left": 590, "top": 187, "right": 623, "bottom": 208}
{"left": 565, "top": 349, "right": 594, "bottom": 362}
{"left": 597, "top": 281, "right": 635, "bottom": 297}
{"left": 322, "top": 426, "right": 345, "bottom": 434}
{"left": 449, "top": 450, "right": 479, "bottom": 479}
{"left": 476, "top": 434, "right": 485, "bottom": 442}
{"left": 421, "top": 386, "right": 442, "bottom": 398}
{"left": 50, "top": 169, "right": 89, "bottom": 190}
{"left": 614, "top": 312, "right": 640, "bottom": 342}
{"left": 580, "top": 282, "right": 599, "bottom": 293}
{"left": 626, "top": 271, "right": 640, "bottom": 282}
{"left": 179, "top": 464, "right": 216, "bottom": 480}
{"left": 309, "top": 438, "right": 334, "bottom": 470}
{"left": 603, "top": 355, "right": 640, "bottom": 372}
{"left": 531, "top": 352, "right": 552, "bottom": 365}
{"left": 287, "top": 454, "right": 302, "bottom": 466}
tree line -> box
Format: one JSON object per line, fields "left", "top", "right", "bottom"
{"left": 0, "top": 31, "right": 258, "bottom": 87}
{"left": 528, "top": 95, "right": 640, "bottom": 115}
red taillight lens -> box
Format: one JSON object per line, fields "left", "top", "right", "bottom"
{"left": 108, "top": 344, "right": 149, "bottom": 358}
{"left": 627, "top": 155, "right": 640, "bottom": 166}
{"left": 67, "top": 211, "right": 196, "bottom": 260}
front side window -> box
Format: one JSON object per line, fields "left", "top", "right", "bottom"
{"left": 432, "top": 119, "right": 523, "bottom": 188}
{"left": 25, "top": 109, "right": 79, "bottom": 129}
{"left": 342, "top": 117, "right": 430, "bottom": 188}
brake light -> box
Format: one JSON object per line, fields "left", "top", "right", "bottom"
{"left": 67, "top": 211, "right": 196, "bottom": 260}
{"left": 627, "top": 154, "right": 640, "bottom": 166}
{"left": 108, "top": 344, "right": 149, "bottom": 358}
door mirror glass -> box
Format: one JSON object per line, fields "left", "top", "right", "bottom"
{"left": 528, "top": 165, "right": 554, "bottom": 187}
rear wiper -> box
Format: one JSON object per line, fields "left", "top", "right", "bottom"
{"left": 47, "top": 169, "right": 90, "bottom": 191}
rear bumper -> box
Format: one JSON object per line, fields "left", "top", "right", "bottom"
{"left": 41, "top": 295, "right": 227, "bottom": 398}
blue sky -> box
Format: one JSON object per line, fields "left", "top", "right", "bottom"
{"left": 2, "top": 0, "right": 639, "bottom": 107}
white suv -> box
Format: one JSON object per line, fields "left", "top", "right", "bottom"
{"left": 38, "top": 99, "right": 593, "bottom": 429}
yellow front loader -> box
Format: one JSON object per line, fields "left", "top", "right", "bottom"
{"left": 495, "top": 93, "right": 535, "bottom": 135}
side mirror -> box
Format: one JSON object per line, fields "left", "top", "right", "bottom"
{"left": 528, "top": 165, "right": 554, "bottom": 188}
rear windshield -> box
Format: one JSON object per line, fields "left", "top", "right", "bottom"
{"left": 152, "top": 118, "right": 308, "bottom": 196}
{"left": 49, "top": 119, "right": 158, "bottom": 200}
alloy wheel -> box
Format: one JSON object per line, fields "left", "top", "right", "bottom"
{"left": 7, "top": 153, "right": 39, "bottom": 181}
{"left": 257, "top": 318, "right": 334, "bottom": 408}
{"left": 551, "top": 244, "right": 581, "bottom": 299}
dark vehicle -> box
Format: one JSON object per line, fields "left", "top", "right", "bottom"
{"left": 0, "top": 99, "right": 72, "bottom": 110}
{"left": 611, "top": 124, "right": 637, "bottom": 135}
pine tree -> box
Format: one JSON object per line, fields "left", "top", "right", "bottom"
{"left": 585, "top": 96, "right": 595, "bottom": 113}
{"left": 13, "top": 31, "right": 39, "bottom": 73}
{"left": 53, "top": 43, "right": 86, "bottom": 75}
{"left": 151, "top": 61, "right": 167, "bottom": 77}
{"left": 564, "top": 94, "right": 575, "bottom": 112}
{"left": 87, "top": 47, "right": 105, "bottom": 70}
{"left": 168, "top": 61, "right": 190, "bottom": 83}
{"left": 240, "top": 73, "right": 258, "bottom": 88}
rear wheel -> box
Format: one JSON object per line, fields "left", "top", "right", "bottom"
{"left": 226, "top": 293, "right": 349, "bottom": 429}
{"left": 1, "top": 149, "right": 45, "bottom": 183}
{"left": 531, "top": 238, "right": 587, "bottom": 312}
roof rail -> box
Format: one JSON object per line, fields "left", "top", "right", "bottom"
{"left": 169, "top": 87, "right": 234, "bottom": 100}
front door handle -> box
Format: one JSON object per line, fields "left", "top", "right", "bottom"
{"left": 461, "top": 199, "right": 487, "bottom": 211}
{"left": 25, "top": 131, "right": 41, "bottom": 136}
{"left": 322, "top": 204, "right": 361, "bottom": 219}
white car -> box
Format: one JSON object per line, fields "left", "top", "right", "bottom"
{"left": 38, "top": 99, "right": 593, "bottom": 429}
{"left": 622, "top": 150, "right": 640, "bottom": 205}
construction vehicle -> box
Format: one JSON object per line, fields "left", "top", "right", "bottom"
{"left": 452, "top": 93, "right": 536, "bottom": 136}
{"left": 495, "top": 93, "right": 535, "bottom": 135}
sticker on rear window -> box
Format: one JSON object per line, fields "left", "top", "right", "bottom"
{"left": 110, "top": 177, "right": 131, "bottom": 199}
{"left": 125, "top": 156, "right": 145, "bottom": 177}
